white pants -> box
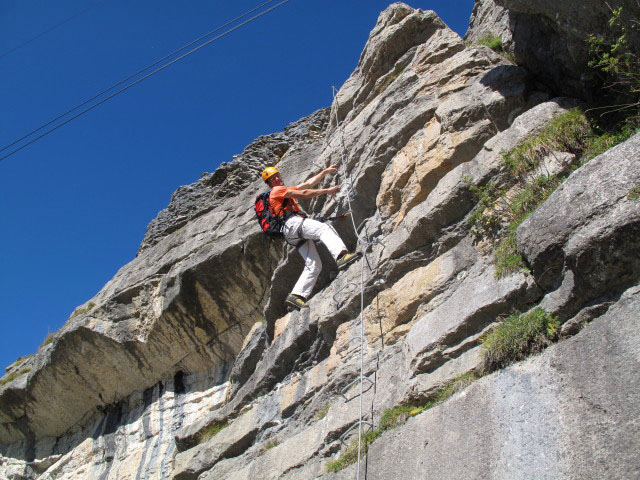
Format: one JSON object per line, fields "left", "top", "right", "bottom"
{"left": 283, "top": 216, "right": 347, "bottom": 299}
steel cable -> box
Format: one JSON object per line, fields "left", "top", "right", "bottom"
{"left": 0, "top": 0, "right": 290, "bottom": 163}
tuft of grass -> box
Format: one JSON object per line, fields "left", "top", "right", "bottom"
{"left": 198, "top": 421, "right": 228, "bottom": 444}
{"left": 475, "top": 33, "right": 515, "bottom": 63}
{"left": 477, "top": 33, "right": 503, "bottom": 52}
{"left": 504, "top": 109, "right": 638, "bottom": 176}
{"left": 327, "top": 372, "right": 480, "bottom": 473}
{"left": 468, "top": 109, "right": 637, "bottom": 278}
{"left": 481, "top": 308, "right": 560, "bottom": 373}
{"left": 493, "top": 230, "right": 527, "bottom": 278}
{"left": 465, "top": 180, "right": 506, "bottom": 239}
{"left": 71, "top": 302, "right": 96, "bottom": 318}
{"left": 258, "top": 438, "right": 281, "bottom": 456}
{"left": 628, "top": 184, "right": 640, "bottom": 201}
{"left": 584, "top": 124, "right": 639, "bottom": 161}
{"left": 503, "top": 109, "right": 593, "bottom": 176}
{"left": 41, "top": 333, "right": 55, "bottom": 348}
{"left": 326, "top": 429, "right": 382, "bottom": 473}
{"left": 493, "top": 176, "right": 560, "bottom": 277}
{"left": 0, "top": 368, "right": 31, "bottom": 387}
{"left": 315, "top": 404, "right": 330, "bottom": 422}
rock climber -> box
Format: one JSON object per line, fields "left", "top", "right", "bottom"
{"left": 261, "top": 165, "right": 361, "bottom": 310}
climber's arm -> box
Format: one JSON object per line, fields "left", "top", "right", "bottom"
{"left": 295, "top": 165, "right": 338, "bottom": 190}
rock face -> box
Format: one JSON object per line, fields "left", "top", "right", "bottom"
{"left": 138, "top": 109, "right": 330, "bottom": 254}
{"left": 466, "top": 0, "right": 640, "bottom": 99}
{"left": 518, "top": 134, "right": 640, "bottom": 312}
{"left": 341, "top": 284, "right": 640, "bottom": 480}
{"left": 1, "top": 2, "right": 639, "bottom": 480}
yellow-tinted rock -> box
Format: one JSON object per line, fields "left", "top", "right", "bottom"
{"left": 364, "top": 252, "right": 462, "bottom": 345}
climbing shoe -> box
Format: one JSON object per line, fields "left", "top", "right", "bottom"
{"left": 336, "top": 251, "right": 362, "bottom": 270}
{"left": 285, "top": 294, "right": 308, "bottom": 311}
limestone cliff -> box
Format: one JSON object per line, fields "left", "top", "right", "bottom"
{"left": 1, "top": 2, "right": 638, "bottom": 479}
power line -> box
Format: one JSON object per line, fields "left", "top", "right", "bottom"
{"left": 0, "top": 0, "right": 108, "bottom": 61}
{"left": 0, "top": 0, "right": 292, "bottom": 163}
{"left": 0, "top": 0, "right": 278, "bottom": 155}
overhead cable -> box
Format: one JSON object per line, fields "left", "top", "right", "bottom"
{"left": 0, "top": 0, "right": 109, "bottom": 61}
{"left": 0, "top": 0, "right": 278, "bottom": 155}
{"left": 0, "top": 0, "right": 291, "bottom": 163}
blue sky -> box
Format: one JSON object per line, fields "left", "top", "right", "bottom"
{"left": 0, "top": 0, "right": 474, "bottom": 370}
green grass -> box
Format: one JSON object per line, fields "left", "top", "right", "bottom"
{"left": 628, "top": 184, "right": 640, "bottom": 200}
{"left": 477, "top": 34, "right": 503, "bottom": 52}
{"left": 326, "top": 428, "right": 383, "bottom": 473}
{"left": 503, "top": 109, "right": 638, "bottom": 177}
{"left": 0, "top": 368, "right": 31, "bottom": 387}
{"left": 468, "top": 109, "right": 637, "bottom": 278}
{"left": 198, "top": 421, "right": 228, "bottom": 444}
{"left": 71, "top": 301, "right": 96, "bottom": 318}
{"left": 326, "top": 372, "right": 479, "bottom": 473}
{"left": 258, "top": 438, "right": 281, "bottom": 456}
{"left": 493, "top": 176, "right": 561, "bottom": 277}
{"left": 465, "top": 180, "right": 506, "bottom": 239}
{"left": 41, "top": 333, "right": 55, "bottom": 348}
{"left": 315, "top": 404, "right": 330, "bottom": 422}
{"left": 481, "top": 308, "right": 560, "bottom": 373}
{"left": 474, "top": 33, "right": 515, "bottom": 63}
{"left": 503, "top": 109, "right": 593, "bottom": 176}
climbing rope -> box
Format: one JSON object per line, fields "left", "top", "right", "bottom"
{"left": 329, "top": 86, "right": 379, "bottom": 480}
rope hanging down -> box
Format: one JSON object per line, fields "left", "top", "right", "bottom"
{"left": 0, "top": 0, "right": 292, "bottom": 163}
{"left": 329, "top": 85, "right": 381, "bottom": 480}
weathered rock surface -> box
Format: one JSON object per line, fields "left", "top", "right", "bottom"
{"left": 467, "top": 0, "right": 640, "bottom": 99}
{"left": 518, "top": 133, "right": 640, "bottom": 310}
{"left": 332, "top": 284, "right": 640, "bottom": 480}
{"left": 465, "top": 0, "right": 511, "bottom": 47}
{"left": 138, "top": 109, "right": 330, "bottom": 253}
{"left": 1, "top": 2, "right": 638, "bottom": 480}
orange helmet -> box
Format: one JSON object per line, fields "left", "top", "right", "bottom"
{"left": 261, "top": 166, "right": 279, "bottom": 182}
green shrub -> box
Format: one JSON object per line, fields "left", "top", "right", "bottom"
{"left": 628, "top": 184, "right": 640, "bottom": 201}
{"left": 587, "top": 6, "right": 640, "bottom": 121}
{"left": 198, "top": 421, "right": 228, "bottom": 444}
{"left": 482, "top": 308, "right": 560, "bottom": 373}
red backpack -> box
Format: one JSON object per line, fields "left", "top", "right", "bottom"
{"left": 255, "top": 191, "right": 287, "bottom": 237}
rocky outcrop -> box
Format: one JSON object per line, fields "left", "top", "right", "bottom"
{"left": 1, "top": 2, "right": 639, "bottom": 480}
{"left": 518, "top": 134, "right": 640, "bottom": 314}
{"left": 466, "top": 0, "right": 640, "bottom": 99}
{"left": 332, "top": 284, "right": 640, "bottom": 480}
{"left": 138, "top": 109, "right": 330, "bottom": 253}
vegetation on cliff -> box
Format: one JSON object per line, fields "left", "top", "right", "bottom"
{"left": 467, "top": 108, "right": 638, "bottom": 278}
